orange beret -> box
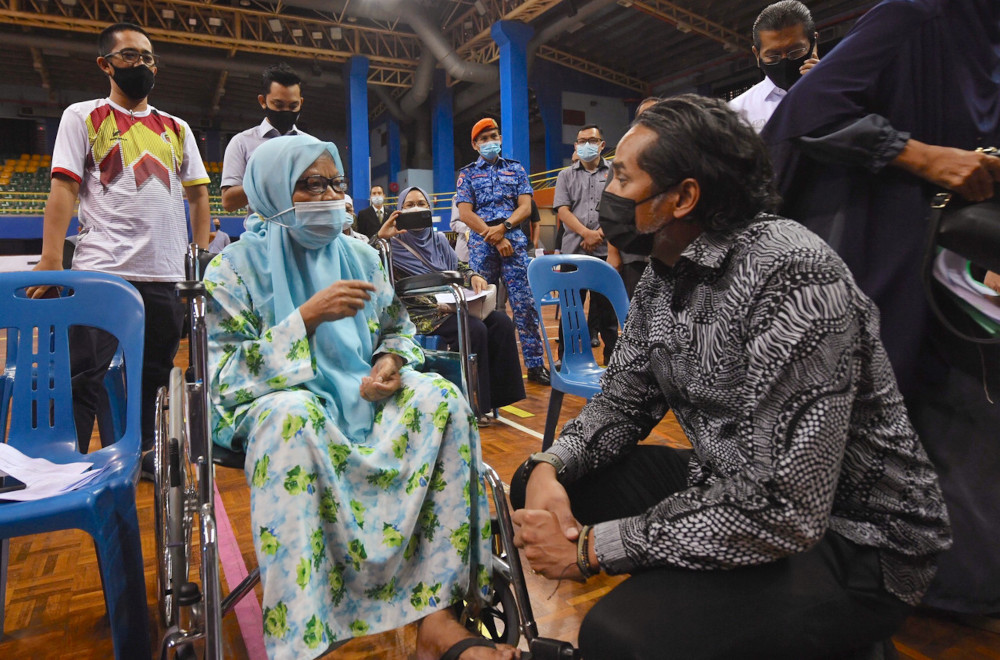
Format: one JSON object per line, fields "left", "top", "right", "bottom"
{"left": 471, "top": 117, "right": 499, "bottom": 142}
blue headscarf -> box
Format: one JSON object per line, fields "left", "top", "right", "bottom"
{"left": 238, "top": 135, "right": 382, "bottom": 442}
{"left": 389, "top": 185, "right": 458, "bottom": 277}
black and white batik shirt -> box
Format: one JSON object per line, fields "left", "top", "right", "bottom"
{"left": 548, "top": 215, "right": 951, "bottom": 606}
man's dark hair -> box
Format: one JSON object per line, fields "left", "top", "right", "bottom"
{"left": 752, "top": 1, "right": 814, "bottom": 51}
{"left": 370, "top": 184, "right": 384, "bottom": 193}
{"left": 261, "top": 63, "right": 302, "bottom": 96}
{"left": 98, "top": 22, "right": 150, "bottom": 56}
{"left": 633, "top": 94, "right": 779, "bottom": 232}
{"left": 579, "top": 124, "right": 603, "bottom": 139}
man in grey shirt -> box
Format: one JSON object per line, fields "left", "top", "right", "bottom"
{"left": 221, "top": 63, "right": 310, "bottom": 212}
{"left": 553, "top": 123, "right": 619, "bottom": 362}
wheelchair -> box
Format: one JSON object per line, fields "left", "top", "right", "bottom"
{"left": 153, "top": 245, "right": 579, "bottom": 659}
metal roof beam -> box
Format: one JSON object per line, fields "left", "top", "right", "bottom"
{"left": 535, "top": 44, "right": 647, "bottom": 93}
{"left": 624, "top": 0, "right": 747, "bottom": 51}
{"left": 0, "top": 0, "right": 422, "bottom": 85}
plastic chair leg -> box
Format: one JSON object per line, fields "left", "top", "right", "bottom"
{"left": 0, "top": 537, "right": 8, "bottom": 639}
{"left": 542, "top": 389, "right": 564, "bottom": 451}
{"left": 90, "top": 488, "right": 151, "bottom": 659}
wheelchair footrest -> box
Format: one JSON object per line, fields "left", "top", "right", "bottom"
{"left": 529, "top": 637, "right": 580, "bottom": 659}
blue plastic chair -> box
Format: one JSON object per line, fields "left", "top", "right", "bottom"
{"left": 527, "top": 255, "right": 630, "bottom": 450}
{"left": 0, "top": 271, "right": 149, "bottom": 658}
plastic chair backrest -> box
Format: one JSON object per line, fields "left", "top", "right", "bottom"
{"left": 527, "top": 254, "right": 630, "bottom": 382}
{"left": 0, "top": 271, "right": 144, "bottom": 461}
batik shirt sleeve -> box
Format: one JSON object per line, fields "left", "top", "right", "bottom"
{"left": 370, "top": 257, "right": 425, "bottom": 369}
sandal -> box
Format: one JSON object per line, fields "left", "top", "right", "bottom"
{"left": 440, "top": 637, "right": 496, "bottom": 660}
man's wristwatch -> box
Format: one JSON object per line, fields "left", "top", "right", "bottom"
{"left": 524, "top": 452, "right": 567, "bottom": 480}
{"left": 503, "top": 219, "right": 514, "bottom": 231}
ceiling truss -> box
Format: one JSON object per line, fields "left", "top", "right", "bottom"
{"left": 625, "top": 0, "right": 748, "bottom": 51}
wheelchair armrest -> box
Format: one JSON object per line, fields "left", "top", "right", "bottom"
{"left": 396, "top": 271, "right": 463, "bottom": 297}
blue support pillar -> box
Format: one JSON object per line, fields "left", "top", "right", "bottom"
{"left": 387, "top": 117, "right": 401, "bottom": 191}
{"left": 432, "top": 69, "right": 456, "bottom": 207}
{"left": 534, "top": 79, "right": 563, "bottom": 172}
{"left": 491, "top": 20, "right": 533, "bottom": 172}
{"left": 343, "top": 56, "right": 371, "bottom": 204}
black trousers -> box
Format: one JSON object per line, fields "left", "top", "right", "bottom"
{"left": 511, "top": 446, "right": 911, "bottom": 659}
{"left": 70, "top": 281, "right": 185, "bottom": 452}
{"left": 432, "top": 310, "right": 525, "bottom": 412}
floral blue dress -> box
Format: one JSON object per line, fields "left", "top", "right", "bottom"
{"left": 204, "top": 241, "right": 492, "bottom": 660}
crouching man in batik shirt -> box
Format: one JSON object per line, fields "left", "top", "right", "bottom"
{"left": 510, "top": 95, "right": 951, "bottom": 660}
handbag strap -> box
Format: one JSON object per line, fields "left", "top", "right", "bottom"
{"left": 922, "top": 191, "right": 1000, "bottom": 345}
{"left": 392, "top": 235, "right": 441, "bottom": 273}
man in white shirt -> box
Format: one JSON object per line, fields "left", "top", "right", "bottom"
{"left": 31, "top": 22, "right": 211, "bottom": 457}
{"left": 729, "top": 1, "right": 820, "bottom": 132}
{"left": 221, "top": 63, "right": 309, "bottom": 212}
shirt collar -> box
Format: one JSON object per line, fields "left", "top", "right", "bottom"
{"left": 476, "top": 155, "right": 505, "bottom": 168}
{"left": 678, "top": 226, "right": 742, "bottom": 269}
{"left": 573, "top": 157, "right": 610, "bottom": 172}
{"left": 257, "top": 117, "right": 301, "bottom": 138}
{"left": 759, "top": 76, "right": 787, "bottom": 103}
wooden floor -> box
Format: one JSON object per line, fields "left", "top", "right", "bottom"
{"left": 1, "top": 310, "right": 999, "bottom": 659}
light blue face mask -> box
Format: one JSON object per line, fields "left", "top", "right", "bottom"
{"left": 479, "top": 141, "right": 502, "bottom": 160}
{"left": 576, "top": 142, "right": 601, "bottom": 162}
{"left": 265, "top": 199, "right": 348, "bottom": 249}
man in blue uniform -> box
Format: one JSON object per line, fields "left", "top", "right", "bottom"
{"left": 456, "top": 117, "right": 549, "bottom": 385}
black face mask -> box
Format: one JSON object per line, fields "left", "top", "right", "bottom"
{"left": 597, "top": 189, "right": 664, "bottom": 257}
{"left": 264, "top": 107, "right": 299, "bottom": 135}
{"left": 759, "top": 39, "right": 814, "bottom": 91}
{"left": 110, "top": 64, "right": 155, "bottom": 101}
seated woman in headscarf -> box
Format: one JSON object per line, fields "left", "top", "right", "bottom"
{"left": 376, "top": 185, "right": 526, "bottom": 424}
{"left": 203, "top": 135, "right": 518, "bottom": 660}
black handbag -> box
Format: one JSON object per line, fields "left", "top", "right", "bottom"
{"left": 922, "top": 149, "right": 1000, "bottom": 344}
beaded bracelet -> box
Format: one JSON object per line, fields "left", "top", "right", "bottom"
{"left": 577, "top": 524, "right": 596, "bottom": 579}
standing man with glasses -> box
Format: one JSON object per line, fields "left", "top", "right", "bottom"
{"left": 553, "top": 124, "right": 619, "bottom": 364}
{"left": 31, "top": 22, "right": 211, "bottom": 469}
{"left": 457, "top": 117, "right": 550, "bottom": 385}
{"left": 729, "top": 1, "right": 820, "bottom": 132}
{"left": 222, "top": 63, "right": 309, "bottom": 213}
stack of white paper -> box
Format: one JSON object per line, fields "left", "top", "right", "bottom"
{"left": 933, "top": 249, "right": 1000, "bottom": 323}
{"left": 0, "top": 443, "right": 113, "bottom": 501}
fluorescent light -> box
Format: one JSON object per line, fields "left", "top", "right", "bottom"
{"left": 209, "top": 17, "right": 222, "bottom": 27}
{"left": 676, "top": 21, "right": 691, "bottom": 33}
{"left": 161, "top": 8, "right": 174, "bottom": 19}
{"left": 112, "top": 3, "right": 126, "bottom": 12}
{"left": 312, "top": 31, "right": 323, "bottom": 39}
{"left": 292, "top": 28, "right": 303, "bottom": 37}
{"left": 329, "top": 26, "right": 342, "bottom": 40}
{"left": 267, "top": 18, "right": 283, "bottom": 33}
{"left": 474, "top": 0, "right": 486, "bottom": 15}
{"left": 188, "top": 17, "right": 197, "bottom": 26}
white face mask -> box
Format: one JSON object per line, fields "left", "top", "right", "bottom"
{"left": 265, "top": 199, "right": 348, "bottom": 249}
{"left": 371, "top": 195, "right": 384, "bottom": 207}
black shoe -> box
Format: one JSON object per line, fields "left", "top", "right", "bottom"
{"left": 140, "top": 450, "right": 155, "bottom": 482}
{"left": 527, "top": 366, "right": 551, "bottom": 386}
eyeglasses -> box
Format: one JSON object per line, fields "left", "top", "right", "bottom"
{"left": 759, "top": 45, "right": 811, "bottom": 65}
{"left": 296, "top": 175, "right": 349, "bottom": 195}
{"left": 575, "top": 137, "right": 603, "bottom": 146}
{"left": 102, "top": 49, "right": 159, "bottom": 67}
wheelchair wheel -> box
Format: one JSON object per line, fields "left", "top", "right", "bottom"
{"left": 153, "top": 368, "right": 193, "bottom": 627}
{"left": 467, "top": 573, "right": 519, "bottom": 647}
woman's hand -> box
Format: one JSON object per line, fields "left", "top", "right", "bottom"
{"left": 299, "top": 279, "right": 375, "bottom": 335}
{"left": 523, "top": 464, "right": 580, "bottom": 542}
{"left": 377, "top": 210, "right": 406, "bottom": 240}
{"left": 470, "top": 275, "right": 488, "bottom": 294}
{"left": 360, "top": 353, "right": 403, "bottom": 401}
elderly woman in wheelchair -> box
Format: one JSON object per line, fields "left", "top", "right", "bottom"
{"left": 202, "top": 135, "right": 519, "bottom": 660}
